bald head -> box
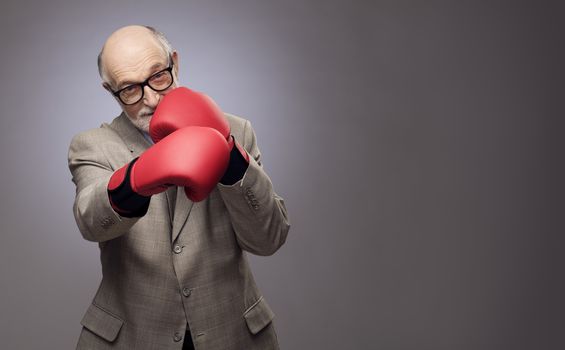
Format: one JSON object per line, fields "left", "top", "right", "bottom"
{"left": 97, "top": 25, "right": 180, "bottom": 133}
{"left": 98, "top": 25, "right": 174, "bottom": 88}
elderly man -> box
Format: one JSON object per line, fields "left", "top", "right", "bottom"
{"left": 68, "top": 25, "right": 290, "bottom": 350}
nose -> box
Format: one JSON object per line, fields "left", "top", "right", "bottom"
{"left": 142, "top": 85, "right": 161, "bottom": 108}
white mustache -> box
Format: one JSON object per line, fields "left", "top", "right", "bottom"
{"left": 140, "top": 111, "right": 155, "bottom": 117}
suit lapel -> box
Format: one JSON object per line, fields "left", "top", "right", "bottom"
{"left": 110, "top": 112, "right": 193, "bottom": 244}
{"left": 110, "top": 112, "right": 152, "bottom": 157}
{"left": 171, "top": 187, "right": 193, "bottom": 243}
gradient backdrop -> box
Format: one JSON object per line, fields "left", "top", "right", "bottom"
{"left": 0, "top": 0, "right": 563, "bottom": 349}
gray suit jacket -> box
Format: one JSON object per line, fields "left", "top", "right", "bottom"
{"left": 68, "top": 112, "right": 290, "bottom": 349}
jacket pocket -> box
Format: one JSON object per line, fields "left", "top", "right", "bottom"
{"left": 243, "top": 296, "right": 275, "bottom": 335}
{"left": 80, "top": 302, "right": 124, "bottom": 342}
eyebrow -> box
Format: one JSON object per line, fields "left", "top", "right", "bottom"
{"left": 116, "top": 62, "right": 166, "bottom": 90}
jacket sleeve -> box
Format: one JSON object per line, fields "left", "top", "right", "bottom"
{"left": 68, "top": 130, "right": 141, "bottom": 242}
{"left": 217, "top": 120, "right": 291, "bottom": 256}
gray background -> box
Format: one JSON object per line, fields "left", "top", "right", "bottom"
{"left": 0, "top": 0, "right": 563, "bottom": 349}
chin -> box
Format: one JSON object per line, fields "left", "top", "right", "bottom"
{"left": 126, "top": 112, "right": 152, "bottom": 133}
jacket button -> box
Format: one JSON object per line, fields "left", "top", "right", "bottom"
{"left": 173, "top": 245, "right": 182, "bottom": 254}
{"left": 100, "top": 216, "right": 115, "bottom": 229}
{"left": 182, "top": 287, "right": 192, "bottom": 297}
{"left": 173, "top": 331, "right": 183, "bottom": 342}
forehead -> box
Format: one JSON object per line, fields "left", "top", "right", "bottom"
{"left": 104, "top": 40, "right": 168, "bottom": 89}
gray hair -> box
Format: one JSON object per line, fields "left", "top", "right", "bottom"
{"left": 97, "top": 25, "right": 174, "bottom": 83}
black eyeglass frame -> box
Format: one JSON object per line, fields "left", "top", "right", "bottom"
{"left": 110, "top": 58, "right": 175, "bottom": 105}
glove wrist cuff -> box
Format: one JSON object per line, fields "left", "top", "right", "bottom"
{"left": 220, "top": 136, "right": 250, "bottom": 185}
{"left": 108, "top": 157, "right": 152, "bottom": 218}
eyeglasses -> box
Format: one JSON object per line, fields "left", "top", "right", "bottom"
{"left": 110, "top": 60, "right": 175, "bottom": 105}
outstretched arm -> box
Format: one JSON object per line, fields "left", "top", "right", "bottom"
{"left": 68, "top": 130, "right": 141, "bottom": 242}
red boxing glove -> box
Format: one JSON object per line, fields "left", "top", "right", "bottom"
{"left": 108, "top": 126, "right": 231, "bottom": 217}
{"left": 150, "top": 87, "right": 229, "bottom": 142}
{"left": 150, "top": 87, "right": 249, "bottom": 163}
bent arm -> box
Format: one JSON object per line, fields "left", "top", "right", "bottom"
{"left": 217, "top": 120, "right": 290, "bottom": 256}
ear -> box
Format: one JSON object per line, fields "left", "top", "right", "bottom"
{"left": 171, "top": 50, "right": 179, "bottom": 78}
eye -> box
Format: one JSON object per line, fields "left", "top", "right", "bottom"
{"left": 121, "top": 85, "right": 139, "bottom": 97}
{"left": 152, "top": 71, "right": 167, "bottom": 80}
